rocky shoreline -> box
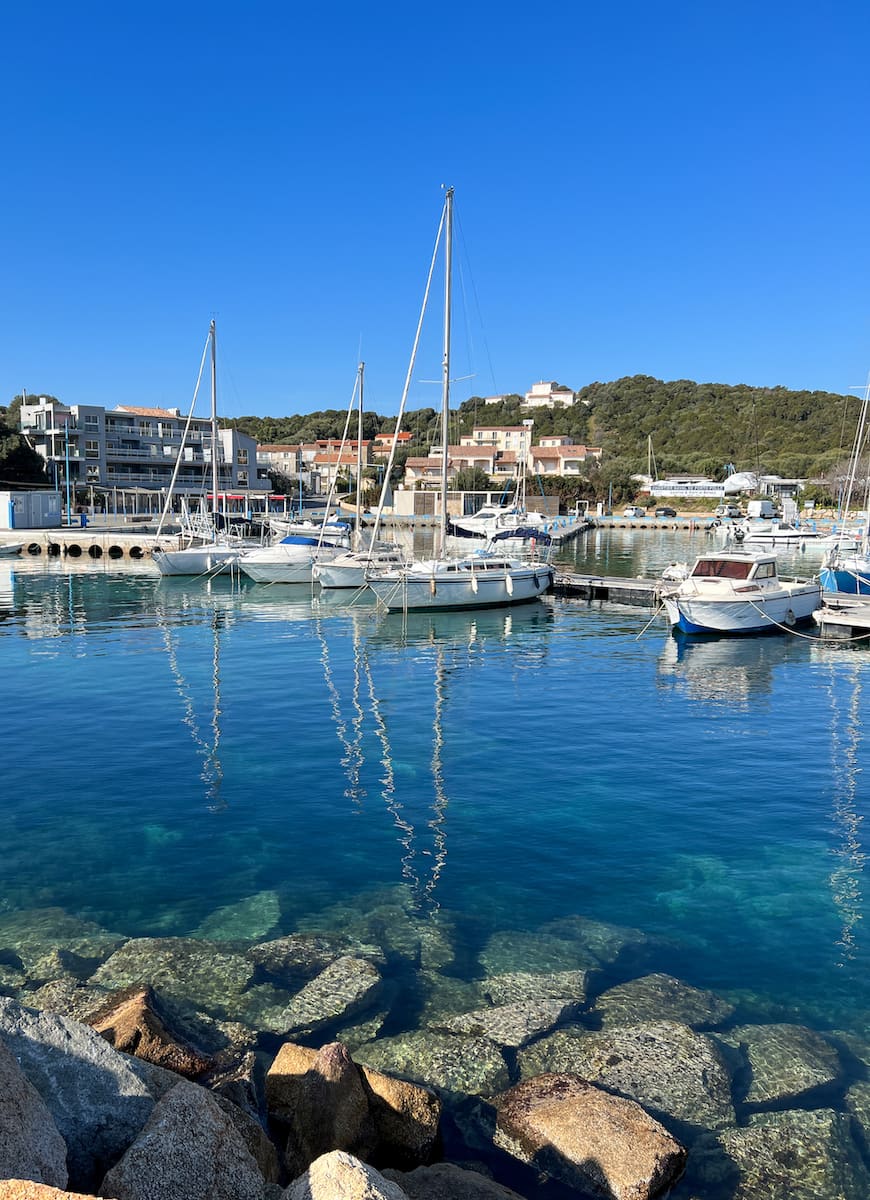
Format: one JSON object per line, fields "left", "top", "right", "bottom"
{"left": 0, "top": 889, "right": 868, "bottom": 1199}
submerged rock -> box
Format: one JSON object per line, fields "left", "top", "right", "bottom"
{"left": 716, "top": 1022, "right": 842, "bottom": 1105}
{"left": 517, "top": 1020, "right": 735, "bottom": 1131}
{"left": 480, "top": 969, "right": 589, "bottom": 1008}
{"left": 0, "top": 909, "right": 123, "bottom": 981}
{"left": 89, "top": 938, "right": 255, "bottom": 1021}
{"left": 495, "top": 1073, "right": 686, "bottom": 1199}
{"left": 260, "top": 956, "right": 383, "bottom": 1036}
{"left": 415, "top": 973, "right": 488, "bottom": 1027}
{"left": 296, "top": 887, "right": 456, "bottom": 971}
{"left": 247, "top": 934, "right": 382, "bottom": 985}
{"left": 539, "top": 914, "right": 651, "bottom": 967}
{"left": 478, "top": 931, "right": 599, "bottom": 976}
{"left": 0, "top": 1037, "right": 68, "bottom": 1188}
{"left": 192, "top": 892, "right": 281, "bottom": 942}
{"left": 100, "top": 1079, "right": 266, "bottom": 1200}
{"left": 25, "top": 980, "right": 109, "bottom": 1025}
{"left": 845, "top": 1079, "right": 870, "bottom": 1151}
{"left": 591, "top": 972, "right": 734, "bottom": 1030}
{"left": 357, "top": 1031, "right": 510, "bottom": 1098}
{"left": 685, "top": 1108, "right": 870, "bottom": 1200}
{"left": 431, "top": 998, "right": 581, "bottom": 1049}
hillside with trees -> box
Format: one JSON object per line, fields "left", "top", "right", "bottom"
{"left": 230, "top": 375, "right": 859, "bottom": 492}
{"left": 3, "top": 377, "right": 858, "bottom": 503}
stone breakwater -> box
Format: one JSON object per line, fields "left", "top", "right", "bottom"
{"left": 0, "top": 889, "right": 868, "bottom": 1198}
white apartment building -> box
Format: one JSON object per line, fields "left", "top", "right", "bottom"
{"left": 523, "top": 381, "right": 576, "bottom": 408}
{"left": 19, "top": 397, "right": 269, "bottom": 502}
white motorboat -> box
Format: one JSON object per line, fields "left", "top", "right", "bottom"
{"left": 451, "top": 503, "right": 547, "bottom": 539}
{"left": 365, "top": 187, "right": 553, "bottom": 613}
{"left": 728, "top": 520, "right": 825, "bottom": 549}
{"left": 658, "top": 549, "right": 821, "bottom": 634}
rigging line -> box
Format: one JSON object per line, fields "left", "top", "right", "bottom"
{"left": 742, "top": 597, "right": 821, "bottom": 640}
{"left": 453, "top": 205, "right": 499, "bottom": 396}
{"left": 317, "top": 367, "right": 361, "bottom": 547}
{"left": 369, "top": 200, "right": 447, "bottom": 548}
{"left": 155, "top": 328, "right": 211, "bottom": 539}
{"left": 361, "top": 643, "right": 419, "bottom": 891}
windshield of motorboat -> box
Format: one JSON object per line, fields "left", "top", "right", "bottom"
{"left": 691, "top": 558, "right": 754, "bottom": 580}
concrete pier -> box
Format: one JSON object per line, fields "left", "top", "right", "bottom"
{"left": 2, "top": 529, "right": 157, "bottom": 562}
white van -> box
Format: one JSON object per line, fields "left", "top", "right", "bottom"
{"left": 623, "top": 506, "right": 647, "bottom": 519}
{"left": 746, "top": 499, "right": 777, "bottom": 519}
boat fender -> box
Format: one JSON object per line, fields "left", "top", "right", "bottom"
{"left": 506, "top": 573, "right": 514, "bottom": 595}
{"left": 429, "top": 577, "right": 437, "bottom": 596}
{"left": 785, "top": 609, "right": 796, "bottom": 627}
{"left": 471, "top": 574, "right": 478, "bottom": 593}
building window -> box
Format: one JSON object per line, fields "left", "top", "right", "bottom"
{"left": 237, "top": 449, "right": 248, "bottom": 465}
{"left": 238, "top": 471, "right": 248, "bottom": 486}
{"left": 85, "top": 440, "right": 100, "bottom": 459}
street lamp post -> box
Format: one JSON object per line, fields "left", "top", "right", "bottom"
{"left": 63, "top": 418, "right": 72, "bottom": 525}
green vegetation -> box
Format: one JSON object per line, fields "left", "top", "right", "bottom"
{"left": 4, "top": 376, "right": 859, "bottom": 501}
{"left": 0, "top": 398, "right": 50, "bottom": 488}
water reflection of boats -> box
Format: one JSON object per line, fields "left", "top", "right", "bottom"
{"left": 657, "top": 631, "right": 807, "bottom": 704}
{"left": 821, "top": 659, "right": 867, "bottom": 963}
{"left": 316, "top": 597, "right": 553, "bottom": 908}
{"left": 363, "top": 597, "right": 555, "bottom": 650}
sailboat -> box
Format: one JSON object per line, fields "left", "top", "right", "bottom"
{"left": 312, "top": 362, "right": 412, "bottom": 589}
{"left": 153, "top": 321, "right": 244, "bottom": 577}
{"left": 365, "top": 187, "right": 553, "bottom": 613}
{"left": 820, "top": 375, "right": 870, "bottom": 595}
{"left": 237, "top": 366, "right": 362, "bottom": 586}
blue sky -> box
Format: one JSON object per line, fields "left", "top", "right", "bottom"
{"left": 2, "top": 1, "right": 869, "bottom": 418}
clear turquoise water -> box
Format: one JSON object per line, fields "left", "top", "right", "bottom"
{"left": 0, "top": 530, "right": 868, "bottom": 1034}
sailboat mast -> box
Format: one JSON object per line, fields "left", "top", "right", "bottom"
{"left": 439, "top": 187, "right": 454, "bottom": 557}
{"left": 209, "top": 319, "right": 219, "bottom": 530}
{"left": 356, "top": 361, "right": 364, "bottom": 551}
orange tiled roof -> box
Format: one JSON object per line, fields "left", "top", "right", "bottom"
{"left": 114, "top": 405, "right": 181, "bottom": 418}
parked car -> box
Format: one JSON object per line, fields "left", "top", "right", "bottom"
{"left": 715, "top": 503, "right": 743, "bottom": 518}
{"left": 623, "top": 505, "right": 647, "bottom": 519}
{"left": 655, "top": 506, "right": 677, "bottom": 518}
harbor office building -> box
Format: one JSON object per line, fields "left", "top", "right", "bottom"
{"left": 19, "top": 398, "right": 273, "bottom": 516}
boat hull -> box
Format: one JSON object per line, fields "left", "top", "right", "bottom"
{"left": 313, "top": 548, "right": 409, "bottom": 589}
{"left": 238, "top": 542, "right": 344, "bottom": 585}
{"left": 819, "top": 562, "right": 870, "bottom": 595}
{"left": 663, "top": 583, "right": 821, "bottom": 634}
{"left": 367, "top": 562, "right": 554, "bottom": 612}
{"left": 152, "top": 545, "right": 240, "bottom": 576}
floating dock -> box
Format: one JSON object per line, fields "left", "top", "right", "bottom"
{"left": 813, "top": 594, "right": 870, "bottom": 641}
{"left": 553, "top": 572, "right": 658, "bottom": 606}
